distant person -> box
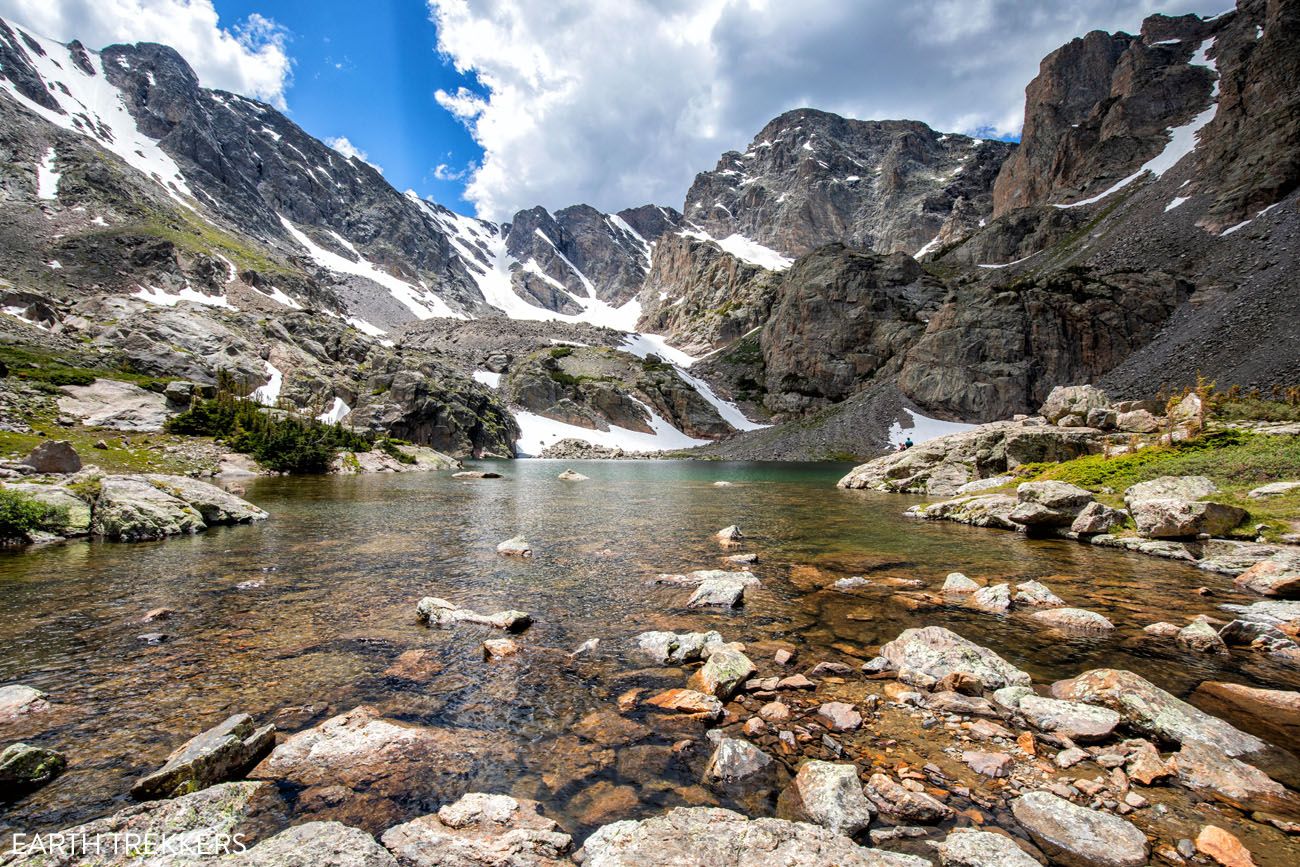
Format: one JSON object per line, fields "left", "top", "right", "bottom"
{"left": 898, "top": 437, "right": 913, "bottom": 451}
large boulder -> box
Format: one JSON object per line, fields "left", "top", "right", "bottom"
{"left": 90, "top": 478, "right": 201, "bottom": 541}
{"left": 1, "top": 483, "right": 92, "bottom": 536}
{"left": 0, "top": 781, "right": 282, "bottom": 866}
{"left": 1123, "top": 475, "right": 1218, "bottom": 505}
{"left": 249, "top": 706, "right": 513, "bottom": 834}
{"left": 1009, "top": 481, "right": 1094, "bottom": 528}
{"left": 380, "top": 793, "right": 573, "bottom": 867}
{"left": 57, "top": 379, "right": 170, "bottom": 431}
{"left": 579, "top": 807, "right": 929, "bottom": 866}
{"left": 1069, "top": 501, "right": 1125, "bottom": 535}
{"left": 1172, "top": 740, "right": 1300, "bottom": 818}
{"left": 878, "top": 626, "right": 1032, "bottom": 690}
{"left": 932, "top": 828, "right": 1039, "bottom": 867}
{"left": 1039, "top": 385, "right": 1110, "bottom": 426}
{"left": 1128, "top": 498, "right": 1248, "bottom": 539}
{"left": 1234, "top": 552, "right": 1300, "bottom": 599}
{"left": 704, "top": 738, "right": 774, "bottom": 785}
{"left": 1190, "top": 682, "right": 1300, "bottom": 750}
{"left": 1017, "top": 695, "right": 1120, "bottom": 742}
{"left": 144, "top": 475, "right": 269, "bottom": 525}
{"left": 911, "top": 495, "right": 1019, "bottom": 530}
{"left": 775, "top": 761, "right": 875, "bottom": 837}
{"left": 132, "top": 713, "right": 276, "bottom": 800}
{"left": 1051, "top": 669, "right": 1265, "bottom": 757}
{"left": 1010, "top": 792, "right": 1147, "bottom": 867}
{"left": 864, "top": 773, "right": 953, "bottom": 823}
{"left": 20, "top": 440, "right": 81, "bottom": 474}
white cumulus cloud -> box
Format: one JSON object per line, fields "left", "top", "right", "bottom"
{"left": 0, "top": 0, "right": 292, "bottom": 107}
{"left": 325, "top": 136, "right": 383, "bottom": 174}
{"left": 428, "top": 0, "right": 1233, "bottom": 220}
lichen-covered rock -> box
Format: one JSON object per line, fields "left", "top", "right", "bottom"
{"left": 90, "top": 475, "right": 267, "bottom": 542}
{"left": 1029, "top": 607, "right": 1114, "bottom": 633}
{"left": 1012, "top": 580, "right": 1064, "bottom": 607}
{"left": 1017, "top": 695, "right": 1120, "bottom": 742}
{"left": 381, "top": 793, "right": 572, "bottom": 867}
{"left": 20, "top": 440, "right": 82, "bottom": 474}
{"left": 1172, "top": 740, "right": 1300, "bottom": 817}
{"left": 703, "top": 738, "right": 773, "bottom": 784}
{"left": 942, "top": 572, "right": 980, "bottom": 593}
{"left": 633, "top": 630, "right": 724, "bottom": 665}
{"left": 1234, "top": 552, "right": 1300, "bottom": 599}
{"left": 864, "top": 772, "right": 954, "bottom": 823}
{"left": 236, "top": 821, "right": 397, "bottom": 866}
{"left": 1123, "top": 475, "right": 1218, "bottom": 506}
{"left": 133, "top": 713, "right": 275, "bottom": 799}
{"left": 1129, "top": 498, "right": 1247, "bottom": 539}
{"left": 878, "top": 626, "right": 1031, "bottom": 690}
{"left": 932, "top": 828, "right": 1039, "bottom": 867}
{"left": 1, "top": 483, "right": 92, "bottom": 536}
{"left": 580, "top": 806, "right": 930, "bottom": 866}
{"left": 1051, "top": 669, "right": 1265, "bottom": 757}
{"left": 1039, "top": 385, "right": 1110, "bottom": 425}
{"left": 1069, "top": 501, "right": 1126, "bottom": 535}
{"left": 144, "top": 475, "right": 268, "bottom": 525}
{"left": 686, "top": 647, "right": 755, "bottom": 701}
{"left": 1010, "top": 791, "right": 1147, "bottom": 867}
{"left": 0, "top": 742, "right": 66, "bottom": 795}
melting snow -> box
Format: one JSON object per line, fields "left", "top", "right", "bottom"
{"left": 316, "top": 397, "right": 351, "bottom": 424}
{"left": 619, "top": 333, "right": 767, "bottom": 431}
{"left": 1056, "top": 37, "right": 1219, "bottom": 209}
{"left": 887, "top": 409, "right": 976, "bottom": 446}
{"left": 0, "top": 27, "right": 192, "bottom": 206}
{"left": 913, "top": 234, "right": 942, "bottom": 258}
{"left": 472, "top": 370, "right": 502, "bottom": 388}
{"left": 46, "top": 260, "right": 62, "bottom": 269}
{"left": 36, "top": 147, "right": 59, "bottom": 200}
{"left": 346, "top": 316, "right": 387, "bottom": 336}
{"left": 680, "top": 229, "right": 793, "bottom": 271}
{"left": 512, "top": 406, "right": 710, "bottom": 457}
{"left": 279, "top": 216, "right": 464, "bottom": 320}
{"left": 1165, "top": 196, "right": 1190, "bottom": 211}
{"left": 251, "top": 361, "right": 283, "bottom": 406}
{"left": 133, "top": 284, "right": 233, "bottom": 308}
{"left": 253, "top": 284, "right": 303, "bottom": 309}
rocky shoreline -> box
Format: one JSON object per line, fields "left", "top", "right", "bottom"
{"left": 4, "top": 513, "right": 1299, "bottom": 866}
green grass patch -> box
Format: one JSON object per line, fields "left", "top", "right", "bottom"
{"left": 0, "top": 489, "right": 69, "bottom": 540}
{"left": 0, "top": 345, "right": 173, "bottom": 391}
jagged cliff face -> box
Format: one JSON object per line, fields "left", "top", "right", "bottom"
{"left": 684, "top": 108, "right": 1015, "bottom": 258}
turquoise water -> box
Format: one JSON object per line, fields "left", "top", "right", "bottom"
{"left": 0, "top": 460, "right": 1292, "bottom": 840}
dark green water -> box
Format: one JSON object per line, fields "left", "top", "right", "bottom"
{"left": 0, "top": 460, "right": 1293, "bottom": 838}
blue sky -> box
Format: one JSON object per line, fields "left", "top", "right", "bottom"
{"left": 1, "top": 0, "right": 1235, "bottom": 219}
{"left": 217, "top": 0, "right": 484, "bottom": 212}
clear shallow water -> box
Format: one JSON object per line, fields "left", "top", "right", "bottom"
{"left": 1, "top": 460, "right": 1295, "bottom": 840}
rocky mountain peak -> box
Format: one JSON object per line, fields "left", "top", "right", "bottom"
{"left": 683, "top": 108, "right": 1015, "bottom": 259}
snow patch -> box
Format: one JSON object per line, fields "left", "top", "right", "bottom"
{"left": 1165, "top": 196, "right": 1190, "bottom": 212}
{"left": 279, "top": 215, "right": 464, "bottom": 320}
{"left": 36, "top": 147, "right": 59, "bottom": 200}
{"left": 887, "top": 409, "right": 977, "bottom": 446}
{"left": 133, "top": 284, "right": 233, "bottom": 308}
{"left": 472, "top": 370, "right": 502, "bottom": 388}
{"left": 512, "top": 406, "right": 709, "bottom": 457}
{"left": 316, "top": 397, "right": 351, "bottom": 424}
{"left": 680, "top": 229, "right": 793, "bottom": 271}
{"left": 251, "top": 361, "right": 283, "bottom": 406}
{"left": 913, "top": 234, "right": 942, "bottom": 258}
{"left": 619, "top": 333, "right": 766, "bottom": 431}
{"left": 1055, "top": 37, "right": 1219, "bottom": 209}
{"left": 346, "top": 316, "right": 387, "bottom": 336}
{"left": 253, "top": 284, "right": 303, "bottom": 309}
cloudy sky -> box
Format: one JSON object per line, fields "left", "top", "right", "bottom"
{"left": 0, "top": 0, "right": 1233, "bottom": 220}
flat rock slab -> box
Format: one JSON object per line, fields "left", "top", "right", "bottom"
{"left": 1010, "top": 791, "right": 1147, "bottom": 867}
{"left": 1190, "top": 681, "right": 1300, "bottom": 749}
{"left": 417, "top": 597, "right": 532, "bottom": 632}
{"left": 1018, "top": 695, "right": 1120, "bottom": 742}
{"left": 878, "top": 626, "right": 1031, "bottom": 690}
{"left": 1173, "top": 740, "right": 1300, "bottom": 817}
{"left": 238, "top": 820, "right": 397, "bottom": 866}
{"left": 1029, "top": 607, "right": 1114, "bottom": 633}
{"left": 58, "top": 380, "right": 169, "bottom": 431}
{"left": 864, "top": 773, "right": 953, "bottom": 824}
{"left": 645, "top": 689, "right": 723, "bottom": 718}
{"left": 0, "top": 684, "right": 49, "bottom": 723}
{"left": 132, "top": 713, "right": 275, "bottom": 799}
{"left": 1051, "top": 669, "right": 1265, "bottom": 757}
{"left": 687, "top": 578, "right": 747, "bottom": 608}
{"left": 580, "top": 806, "right": 930, "bottom": 866}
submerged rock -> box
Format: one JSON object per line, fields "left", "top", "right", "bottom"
{"left": 969, "top": 583, "right": 1010, "bottom": 613}
{"left": 381, "top": 792, "right": 572, "bottom": 867}
{"left": 1051, "top": 669, "right": 1265, "bottom": 757}
{"left": 579, "top": 806, "right": 929, "bottom": 866}
{"left": 1029, "top": 607, "right": 1114, "bottom": 633}
{"left": 1010, "top": 791, "right": 1147, "bottom": 867}
{"left": 454, "top": 471, "right": 502, "bottom": 479}
{"left": 878, "top": 626, "right": 1032, "bottom": 690}
{"left": 687, "top": 577, "right": 747, "bottom": 608}
{"left": 496, "top": 536, "right": 533, "bottom": 557}
{"left": 0, "top": 684, "right": 50, "bottom": 723}
{"left": 1012, "top": 580, "right": 1064, "bottom": 607}
{"left": 776, "top": 760, "right": 874, "bottom": 836}
{"left": 816, "top": 702, "right": 863, "bottom": 732}
{"left": 0, "top": 742, "right": 66, "bottom": 795}
{"left": 941, "top": 572, "right": 980, "bottom": 593}
{"left": 132, "top": 713, "right": 275, "bottom": 800}
{"left": 715, "top": 525, "right": 744, "bottom": 542}
{"left": 557, "top": 469, "right": 589, "bottom": 481}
